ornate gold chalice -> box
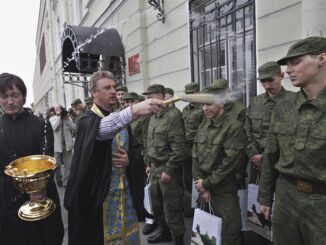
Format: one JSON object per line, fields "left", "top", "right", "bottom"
{"left": 4, "top": 155, "right": 57, "bottom": 221}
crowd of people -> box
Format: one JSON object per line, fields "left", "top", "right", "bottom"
{"left": 0, "top": 36, "right": 325, "bottom": 245}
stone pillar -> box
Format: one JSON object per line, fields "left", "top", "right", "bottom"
{"left": 302, "top": 0, "right": 326, "bottom": 37}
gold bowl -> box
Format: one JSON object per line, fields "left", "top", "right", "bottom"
{"left": 4, "top": 155, "right": 57, "bottom": 221}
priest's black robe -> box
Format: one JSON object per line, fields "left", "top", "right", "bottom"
{"left": 64, "top": 108, "right": 146, "bottom": 245}
{"left": 0, "top": 110, "right": 64, "bottom": 245}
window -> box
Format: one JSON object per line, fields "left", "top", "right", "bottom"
{"left": 39, "top": 35, "right": 46, "bottom": 74}
{"left": 189, "top": 0, "right": 256, "bottom": 105}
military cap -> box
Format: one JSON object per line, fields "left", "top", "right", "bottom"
{"left": 165, "top": 88, "right": 174, "bottom": 96}
{"left": 257, "top": 61, "right": 281, "bottom": 80}
{"left": 71, "top": 98, "right": 82, "bottom": 107}
{"left": 116, "top": 85, "right": 128, "bottom": 92}
{"left": 277, "top": 36, "right": 326, "bottom": 65}
{"left": 124, "top": 92, "right": 139, "bottom": 101}
{"left": 184, "top": 83, "right": 199, "bottom": 94}
{"left": 138, "top": 95, "right": 145, "bottom": 101}
{"left": 85, "top": 96, "right": 93, "bottom": 104}
{"left": 142, "top": 84, "right": 165, "bottom": 95}
{"left": 202, "top": 79, "right": 229, "bottom": 93}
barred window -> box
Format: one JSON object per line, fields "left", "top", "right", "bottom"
{"left": 189, "top": 0, "right": 256, "bottom": 105}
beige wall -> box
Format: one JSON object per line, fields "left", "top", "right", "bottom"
{"left": 81, "top": 0, "right": 190, "bottom": 108}
{"left": 256, "top": 0, "right": 302, "bottom": 94}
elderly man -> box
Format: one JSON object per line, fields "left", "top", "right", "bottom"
{"left": 64, "top": 71, "right": 164, "bottom": 245}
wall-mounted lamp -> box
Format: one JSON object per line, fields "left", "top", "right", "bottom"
{"left": 148, "top": 0, "right": 165, "bottom": 23}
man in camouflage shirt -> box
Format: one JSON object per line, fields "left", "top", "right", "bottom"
{"left": 143, "top": 84, "right": 186, "bottom": 245}
{"left": 193, "top": 83, "right": 247, "bottom": 245}
{"left": 245, "top": 61, "right": 294, "bottom": 183}
{"left": 208, "top": 79, "right": 247, "bottom": 186}
{"left": 258, "top": 36, "right": 326, "bottom": 245}
{"left": 181, "top": 83, "right": 203, "bottom": 215}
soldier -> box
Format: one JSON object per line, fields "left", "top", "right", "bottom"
{"left": 124, "top": 92, "right": 155, "bottom": 234}
{"left": 193, "top": 83, "right": 247, "bottom": 245}
{"left": 143, "top": 84, "right": 186, "bottom": 245}
{"left": 258, "top": 36, "right": 326, "bottom": 245}
{"left": 209, "top": 79, "right": 247, "bottom": 187}
{"left": 115, "top": 85, "right": 128, "bottom": 110}
{"left": 165, "top": 88, "right": 178, "bottom": 110}
{"left": 245, "top": 61, "right": 294, "bottom": 183}
{"left": 181, "top": 83, "right": 203, "bottom": 216}
{"left": 124, "top": 92, "right": 142, "bottom": 143}
{"left": 85, "top": 96, "right": 93, "bottom": 110}
{"left": 138, "top": 94, "right": 145, "bottom": 102}
{"left": 211, "top": 79, "right": 246, "bottom": 124}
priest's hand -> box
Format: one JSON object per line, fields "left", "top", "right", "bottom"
{"left": 30, "top": 189, "right": 47, "bottom": 202}
{"left": 131, "top": 98, "right": 164, "bottom": 117}
{"left": 112, "top": 148, "right": 129, "bottom": 168}
{"left": 161, "top": 171, "right": 172, "bottom": 183}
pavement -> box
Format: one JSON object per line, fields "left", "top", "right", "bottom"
{"left": 57, "top": 183, "right": 193, "bottom": 245}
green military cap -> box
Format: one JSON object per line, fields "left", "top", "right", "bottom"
{"left": 142, "top": 84, "right": 165, "bottom": 95}
{"left": 138, "top": 95, "right": 145, "bottom": 101}
{"left": 257, "top": 61, "right": 281, "bottom": 80}
{"left": 202, "top": 79, "right": 229, "bottom": 93}
{"left": 124, "top": 92, "right": 139, "bottom": 101}
{"left": 277, "top": 36, "right": 326, "bottom": 65}
{"left": 165, "top": 88, "right": 174, "bottom": 96}
{"left": 184, "top": 83, "right": 199, "bottom": 94}
{"left": 71, "top": 98, "right": 82, "bottom": 107}
{"left": 85, "top": 96, "right": 93, "bottom": 104}
{"left": 116, "top": 85, "right": 128, "bottom": 92}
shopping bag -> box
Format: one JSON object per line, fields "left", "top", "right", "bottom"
{"left": 191, "top": 179, "right": 199, "bottom": 208}
{"left": 144, "top": 175, "right": 155, "bottom": 224}
{"left": 247, "top": 183, "right": 273, "bottom": 241}
{"left": 191, "top": 205, "right": 222, "bottom": 245}
{"left": 238, "top": 189, "right": 249, "bottom": 231}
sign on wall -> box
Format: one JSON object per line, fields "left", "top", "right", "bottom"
{"left": 128, "top": 53, "right": 141, "bottom": 76}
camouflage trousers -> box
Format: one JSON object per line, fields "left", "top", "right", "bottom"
{"left": 201, "top": 193, "right": 242, "bottom": 245}
{"left": 150, "top": 167, "right": 185, "bottom": 237}
{"left": 183, "top": 145, "right": 193, "bottom": 192}
{"left": 272, "top": 176, "right": 326, "bottom": 245}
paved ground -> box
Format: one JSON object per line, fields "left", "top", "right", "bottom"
{"left": 57, "top": 184, "right": 193, "bottom": 245}
{"left": 57, "top": 180, "right": 269, "bottom": 245}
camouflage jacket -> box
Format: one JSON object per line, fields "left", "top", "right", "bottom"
{"left": 224, "top": 100, "right": 246, "bottom": 125}
{"left": 258, "top": 88, "right": 326, "bottom": 206}
{"left": 147, "top": 106, "right": 185, "bottom": 176}
{"left": 245, "top": 87, "right": 293, "bottom": 157}
{"left": 192, "top": 113, "right": 247, "bottom": 194}
{"left": 182, "top": 103, "right": 204, "bottom": 144}
{"left": 130, "top": 116, "right": 149, "bottom": 145}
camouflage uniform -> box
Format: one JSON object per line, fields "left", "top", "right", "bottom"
{"left": 258, "top": 37, "right": 326, "bottom": 245}
{"left": 245, "top": 62, "right": 294, "bottom": 183}
{"left": 193, "top": 83, "right": 247, "bottom": 245}
{"left": 193, "top": 114, "right": 247, "bottom": 245}
{"left": 114, "top": 86, "right": 128, "bottom": 111}
{"left": 182, "top": 83, "right": 204, "bottom": 192}
{"left": 206, "top": 79, "right": 247, "bottom": 186}
{"left": 144, "top": 85, "right": 186, "bottom": 238}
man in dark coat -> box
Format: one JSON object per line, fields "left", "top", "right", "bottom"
{"left": 64, "top": 70, "right": 163, "bottom": 245}
{"left": 0, "top": 73, "right": 64, "bottom": 245}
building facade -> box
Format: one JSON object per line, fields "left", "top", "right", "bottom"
{"left": 33, "top": 0, "right": 326, "bottom": 112}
